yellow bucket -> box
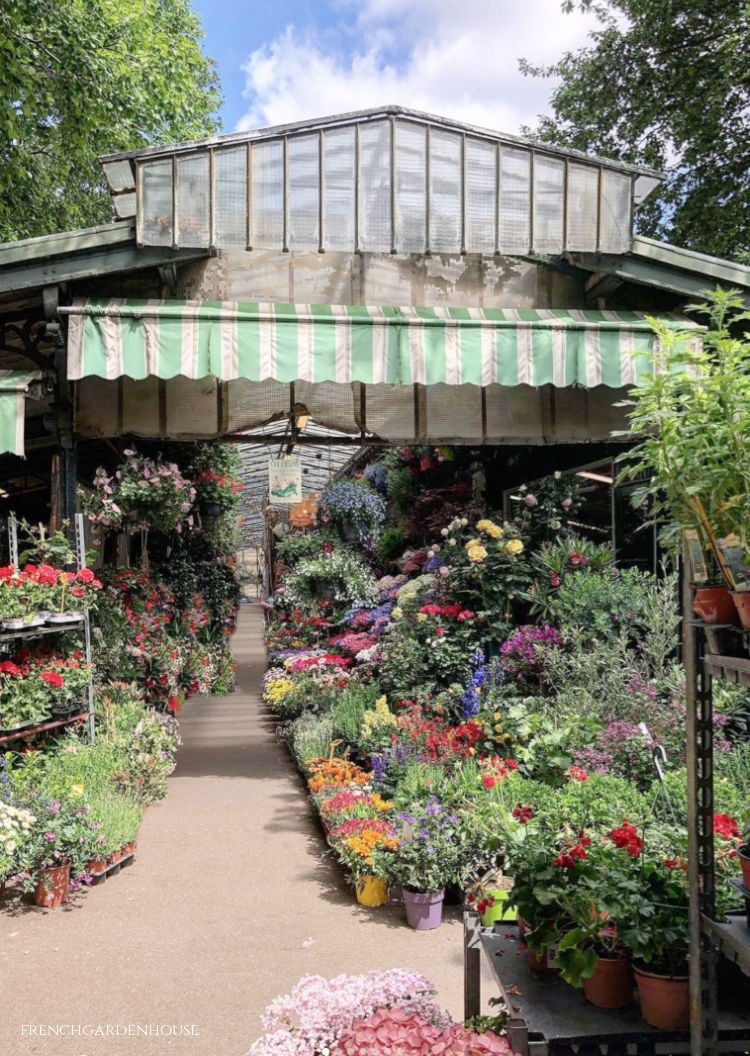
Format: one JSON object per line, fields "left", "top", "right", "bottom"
{"left": 355, "top": 875, "right": 388, "bottom": 907}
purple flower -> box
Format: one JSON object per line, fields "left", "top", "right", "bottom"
{"left": 48, "top": 801, "right": 61, "bottom": 813}
{"left": 44, "top": 831, "right": 56, "bottom": 841}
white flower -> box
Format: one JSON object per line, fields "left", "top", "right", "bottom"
{"left": 460, "top": 518, "right": 468, "bottom": 527}
{"left": 441, "top": 528, "right": 449, "bottom": 537}
{"left": 5, "top": 840, "right": 16, "bottom": 853}
{"left": 448, "top": 538, "right": 456, "bottom": 546}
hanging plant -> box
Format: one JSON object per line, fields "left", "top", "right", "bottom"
{"left": 80, "top": 450, "right": 196, "bottom": 535}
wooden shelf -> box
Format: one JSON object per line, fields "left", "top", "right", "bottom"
{"left": 704, "top": 653, "right": 750, "bottom": 686}
{"left": 0, "top": 712, "right": 92, "bottom": 745}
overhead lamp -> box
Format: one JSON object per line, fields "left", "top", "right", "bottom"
{"left": 576, "top": 470, "right": 613, "bottom": 485}
{"left": 292, "top": 402, "right": 310, "bottom": 431}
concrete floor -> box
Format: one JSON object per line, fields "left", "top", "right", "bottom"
{"left": 0, "top": 602, "right": 478, "bottom": 1056}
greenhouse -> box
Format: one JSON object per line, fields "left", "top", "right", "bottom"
{"left": 0, "top": 105, "right": 749, "bottom": 1056}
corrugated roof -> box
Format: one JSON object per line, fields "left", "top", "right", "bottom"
{"left": 238, "top": 420, "right": 360, "bottom": 544}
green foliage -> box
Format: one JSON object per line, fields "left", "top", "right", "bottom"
{"left": 276, "top": 533, "right": 330, "bottom": 567}
{"left": 376, "top": 526, "right": 409, "bottom": 564}
{"left": 331, "top": 684, "right": 380, "bottom": 745}
{"left": 522, "top": 0, "right": 749, "bottom": 261}
{"left": 652, "top": 766, "right": 746, "bottom": 829}
{"left": 0, "top": 0, "right": 221, "bottom": 242}
{"left": 618, "top": 293, "right": 750, "bottom": 565}
{"left": 281, "top": 549, "right": 378, "bottom": 615}
{"left": 290, "top": 714, "right": 336, "bottom": 769}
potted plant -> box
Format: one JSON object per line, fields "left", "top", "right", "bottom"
{"left": 80, "top": 450, "right": 196, "bottom": 536}
{"left": 619, "top": 856, "right": 690, "bottom": 1029}
{"left": 333, "top": 822, "right": 398, "bottom": 907}
{"left": 466, "top": 871, "right": 515, "bottom": 927}
{"left": 546, "top": 829, "right": 641, "bottom": 1009}
{"left": 20, "top": 795, "right": 96, "bottom": 908}
{"left": 0, "top": 661, "right": 54, "bottom": 731}
{"left": 618, "top": 291, "right": 750, "bottom": 623}
{"left": 0, "top": 801, "right": 36, "bottom": 894}
{"left": 319, "top": 479, "right": 386, "bottom": 545}
{"left": 389, "top": 797, "right": 469, "bottom": 930}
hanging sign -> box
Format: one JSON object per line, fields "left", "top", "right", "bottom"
{"left": 269, "top": 457, "right": 302, "bottom": 505}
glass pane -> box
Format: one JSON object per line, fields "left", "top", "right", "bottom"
{"left": 323, "top": 127, "right": 356, "bottom": 251}
{"left": 429, "top": 129, "right": 461, "bottom": 252}
{"left": 140, "top": 160, "right": 173, "bottom": 246}
{"left": 177, "top": 154, "right": 210, "bottom": 247}
{"left": 359, "top": 120, "right": 392, "bottom": 252}
{"left": 395, "top": 120, "right": 426, "bottom": 253}
{"left": 252, "top": 140, "right": 284, "bottom": 248}
{"left": 498, "top": 148, "right": 530, "bottom": 254}
{"left": 566, "top": 163, "right": 599, "bottom": 251}
{"left": 288, "top": 134, "right": 320, "bottom": 249}
{"left": 103, "top": 160, "right": 134, "bottom": 192}
{"left": 532, "top": 155, "right": 564, "bottom": 254}
{"left": 112, "top": 192, "right": 136, "bottom": 219}
{"left": 601, "top": 170, "right": 632, "bottom": 252}
{"left": 215, "top": 148, "right": 247, "bottom": 247}
{"left": 465, "top": 138, "right": 496, "bottom": 254}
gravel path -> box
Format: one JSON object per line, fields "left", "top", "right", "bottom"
{"left": 0, "top": 602, "right": 477, "bottom": 1056}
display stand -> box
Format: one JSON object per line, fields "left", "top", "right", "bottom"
{"left": 0, "top": 513, "right": 95, "bottom": 744}
{"left": 463, "top": 913, "right": 750, "bottom": 1055}
{"left": 683, "top": 562, "right": 750, "bottom": 1054}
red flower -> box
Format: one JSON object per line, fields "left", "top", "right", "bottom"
{"left": 609, "top": 819, "right": 643, "bottom": 857}
{"left": 70, "top": 586, "right": 86, "bottom": 598}
{"left": 512, "top": 804, "right": 533, "bottom": 824}
{"left": 0, "top": 661, "right": 22, "bottom": 676}
{"left": 566, "top": 764, "right": 589, "bottom": 782}
{"left": 457, "top": 610, "right": 475, "bottom": 621}
{"left": 483, "top": 775, "right": 498, "bottom": 790}
{"left": 714, "top": 813, "right": 741, "bottom": 840}
{"left": 40, "top": 671, "right": 64, "bottom": 689}
{"left": 77, "top": 568, "right": 95, "bottom": 583}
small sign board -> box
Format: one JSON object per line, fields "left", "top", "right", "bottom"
{"left": 269, "top": 457, "right": 302, "bottom": 506}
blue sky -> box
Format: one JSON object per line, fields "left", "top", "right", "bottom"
{"left": 192, "top": 0, "right": 600, "bottom": 137}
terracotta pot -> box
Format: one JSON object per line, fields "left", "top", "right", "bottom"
{"left": 739, "top": 846, "right": 750, "bottom": 890}
{"left": 86, "top": 858, "right": 108, "bottom": 874}
{"left": 693, "top": 586, "right": 738, "bottom": 625}
{"left": 122, "top": 842, "right": 135, "bottom": 856}
{"left": 633, "top": 966, "right": 689, "bottom": 1029}
{"left": 731, "top": 592, "right": 750, "bottom": 629}
{"left": 355, "top": 874, "right": 388, "bottom": 907}
{"left": 34, "top": 863, "right": 70, "bottom": 908}
{"left": 517, "top": 917, "right": 560, "bottom": 974}
{"left": 109, "top": 850, "right": 122, "bottom": 865}
{"left": 583, "top": 957, "right": 634, "bottom": 1009}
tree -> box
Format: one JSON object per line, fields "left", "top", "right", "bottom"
{"left": 0, "top": 0, "right": 222, "bottom": 243}
{"left": 521, "top": 0, "right": 750, "bottom": 262}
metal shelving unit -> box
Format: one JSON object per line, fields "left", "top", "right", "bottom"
{"left": 684, "top": 582, "right": 750, "bottom": 1055}
{"left": 0, "top": 513, "right": 96, "bottom": 744}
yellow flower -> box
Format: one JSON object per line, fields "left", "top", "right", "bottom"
{"left": 392, "top": 606, "right": 403, "bottom": 619}
{"left": 70, "top": 784, "right": 85, "bottom": 797}
{"left": 465, "top": 538, "right": 480, "bottom": 550}
{"left": 486, "top": 524, "right": 503, "bottom": 539}
{"left": 506, "top": 539, "right": 524, "bottom": 556}
{"left": 476, "top": 519, "right": 493, "bottom": 532}
{"left": 466, "top": 544, "right": 488, "bottom": 563}
{"left": 416, "top": 612, "right": 427, "bottom": 622}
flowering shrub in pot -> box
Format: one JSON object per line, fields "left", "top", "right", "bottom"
{"left": 320, "top": 478, "right": 386, "bottom": 544}
{"left": 280, "top": 549, "right": 378, "bottom": 615}
{"left": 390, "top": 796, "right": 473, "bottom": 929}
{"left": 0, "top": 802, "right": 36, "bottom": 886}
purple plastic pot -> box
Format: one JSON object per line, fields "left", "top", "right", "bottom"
{"left": 403, "top": 889, "right": 444, "bottom": 930}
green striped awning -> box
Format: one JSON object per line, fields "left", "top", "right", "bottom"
{"left": 0, "top": 370, "right": 42, "bottom": 457}
{"left": 63, "top": 299, "right": 701, "bottom": 389}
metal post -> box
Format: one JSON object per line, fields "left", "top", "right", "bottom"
{"left": 684, "top": 539, "right": 717, "bottom": 1055}
{"left": 75, "top": 514, "right": 95, "bottom": 743}
{"left": 7, "top": 513, "right": 18, "bottom": 566}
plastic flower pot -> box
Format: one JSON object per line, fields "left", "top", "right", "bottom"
{"left": 86, "top": 858, "right": 108, "bottom": 875}
{"left": 403, "top": 889, "right": 444, "bottom": 930}
{"left": 738, "top": 845, "right": 750, "bottom": 890}
{"left": 692, "top": 586, "right": 738, "bottom": 625}
{"left": 583, "top": 957, "right": 634, "bottom": 1009}
{"left": 480, "top": 889, "right": 516, "bottom": 927}
{"left": 34, "top": 863, "right": 70, "bottom": 908}
{"left": 731, "top": 592, "right": 750, "bottom": 629}
{"left": 2, "top": 618, "right": 25, "bottom": 631}
{"left": 633, "top": 966, "right": 689, "bottom": 1029}
{"left": 355, "top": 875, "right": 388, "bottom": 907}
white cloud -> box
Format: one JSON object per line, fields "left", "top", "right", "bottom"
{"left": 237, "top": 0, "right": 600, "bottom": 136}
